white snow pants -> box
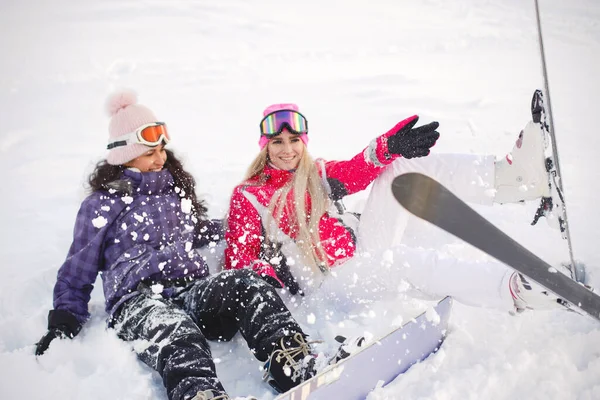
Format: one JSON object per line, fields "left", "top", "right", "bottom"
{"left": 357, "top": 154, "right": 515, "bottom": 311}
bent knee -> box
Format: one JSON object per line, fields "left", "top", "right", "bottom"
{"left": 219, "top": 268, "right": 263, "bottom": 287}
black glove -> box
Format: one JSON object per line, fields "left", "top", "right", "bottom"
{"left": 275, "top": 263, "right": 303, "bottom": 296}
{"left": 260, "top": 241, "right": 304, "bottom": 296}
{"left": 35, "top": 309, "right": 82, "bottom": 356}
{"left": 387, "top": 117, "right": 440, "bottom": 159}
{"left": 258, "top": 259, "right": 303, "bottom": 296}
{"left": 260, "top": 273, "right": 284, "bottom": 288}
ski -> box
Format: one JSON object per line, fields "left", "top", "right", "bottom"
{"left": 529, "top": 89, "right": 585, "bottom": 282}
{"left": 391, "top": 172, "right": 600, "bottom": 322}
{"left": 274, "top": 296, "right": 452, "bottom": 400}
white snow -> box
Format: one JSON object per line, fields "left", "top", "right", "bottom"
{"left": 181, "top": 198, "right": 192, "bottom": 214}
{"left": 91, "top": 216, "right": 108, "bottom": 229}
{"left": 1, "top": 0, "right": 599, "bottom": 399}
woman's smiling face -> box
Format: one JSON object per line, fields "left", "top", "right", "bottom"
{"left": 267, "top": 130, "right": 305, "bottom": 170}
{"left": 124, "top": 144, "right": 167, "bottom": 172}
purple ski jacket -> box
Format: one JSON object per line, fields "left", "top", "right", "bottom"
{"left": 53, "top": 169, "right": 215, "bottom": 323}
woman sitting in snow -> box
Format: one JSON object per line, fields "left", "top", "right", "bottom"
{"left": 35, "top": 91, "right": 325, "bottom": 400}
{"left": 223, "top": 100, "right": 564, "bottom": 314}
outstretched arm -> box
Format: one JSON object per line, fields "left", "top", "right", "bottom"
{"left": 324, "top": 115, "right": 439, "bottom": 198}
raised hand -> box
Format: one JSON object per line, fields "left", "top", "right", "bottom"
{"left": 387, "top": 116, "right": 440, "bottom": 159}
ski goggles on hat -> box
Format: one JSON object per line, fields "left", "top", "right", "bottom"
{"left": 107, "top": 122, "right": 170, "bottom": 150}
{"left": 259, "top": 110, "right": 308, "bottom": 137}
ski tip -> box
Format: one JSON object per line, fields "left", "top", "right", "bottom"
{"left": 391, "top": 173, "right": 437, "bottom": 216}
{"left": 391, "top": 173, "right": 432, "bottom": 198}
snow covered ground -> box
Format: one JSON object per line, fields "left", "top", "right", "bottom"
{"left": 1, "top": 0, "right": 599, "bottom": 399}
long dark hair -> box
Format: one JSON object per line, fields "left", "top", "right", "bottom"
{"left": 88, "top": 149, "right": 208, "bottom": 220}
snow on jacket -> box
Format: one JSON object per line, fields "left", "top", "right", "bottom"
{"left": 224, "top": 117, "right": 413, "bottom": 290}
{"left": 53, "top": 169, "right": 216, "bottom": 324}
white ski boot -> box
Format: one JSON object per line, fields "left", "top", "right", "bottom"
{"left": 509, "top": 272, "right": 567, "bottom": 313}
{"left": 494, "top": 121, "right": 550, "bottom": 204}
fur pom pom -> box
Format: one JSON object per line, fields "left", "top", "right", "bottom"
{"left": 105, "top": 89, "right": 138, "bottom": 117}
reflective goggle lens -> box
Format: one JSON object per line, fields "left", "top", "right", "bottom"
{"left": 260, "top": 110, "right": 308, "bottom": 136}
{"left": 138, "top": 123, "right": 170, "bottom": 144}
{"left": 107, "top": 122, "right": 170, "bottom": 150}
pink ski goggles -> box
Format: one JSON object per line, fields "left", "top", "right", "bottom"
{"left": 259, "top": 109, "right": 309, "bottom": 137}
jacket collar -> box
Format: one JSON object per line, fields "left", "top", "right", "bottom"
{"left": 262, "top": 164, "right": 294, "bottom": 187}
{"left": 121, "top": 169, "right": 174, "bottom": 195}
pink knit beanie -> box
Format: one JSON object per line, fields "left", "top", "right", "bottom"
{"left": 259, "top": 103, "right": 309, "bottom": 149}
{"left": 105, "top": 89, "right": 161, "bottom": 165}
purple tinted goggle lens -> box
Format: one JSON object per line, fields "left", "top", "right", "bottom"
{"left": 259, "top": 110, "right": 308, "bottom": 136}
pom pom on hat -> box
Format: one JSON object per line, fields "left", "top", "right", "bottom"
{"left": 105, "top": 89, "right": 161, "bottom": 165}
{"left": 105, "top": 89, "right": 138, "bottom": 117}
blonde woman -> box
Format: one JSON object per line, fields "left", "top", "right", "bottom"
{"left": 224, "top": 99, "right": 566, "bottom": 314}
{"left": 224, "top": 104, "right": 439, "bottom": 295}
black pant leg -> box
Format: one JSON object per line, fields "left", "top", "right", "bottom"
{"left": 112, "top": 294, "right": 226, "bottom": 400}
{"left": 177, "top": 269, "right": 304, "bottom": 361}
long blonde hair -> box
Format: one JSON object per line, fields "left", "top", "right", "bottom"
{"left": 243, "top": 145, "right": 331, "bottom": 274}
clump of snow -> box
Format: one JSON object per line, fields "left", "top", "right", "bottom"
{"left": 382, "top": 249, "right": 394, "bottom": 264}
{"left": 425, "top": 307, "right": 441, "bottom": 325}
{"left": 150, "top": 283, "right": 164, "bottom": 295}
{"left": 91, "top": 216, "right": 107, "bottom": 228}
{"left": 181, "top": 198, "right": 192, "bottom": 214}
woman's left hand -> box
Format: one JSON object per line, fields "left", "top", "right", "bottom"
{"left": 387, "top": 116, "right": 440, "bottom": 159}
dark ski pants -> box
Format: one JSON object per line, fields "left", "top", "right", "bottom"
{"left": 111, "top": 269, "right": 303, "bottom": 400}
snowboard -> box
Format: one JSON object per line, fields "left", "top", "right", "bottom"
{"left": 391, "top": 172, "right": 600, "bottom": 322}
{"left": 274, "top": 296, "right": 452, "bottom": 400}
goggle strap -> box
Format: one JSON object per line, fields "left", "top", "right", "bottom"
{"left": 107, "top": 132, "right": 136, "bottom": 150}
{"left": 107, "top": 140, "right": 128, "bottom": 150}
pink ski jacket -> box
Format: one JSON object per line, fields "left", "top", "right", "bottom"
{"left": 224, "top": 116, "right": 417, "bottom": 289}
